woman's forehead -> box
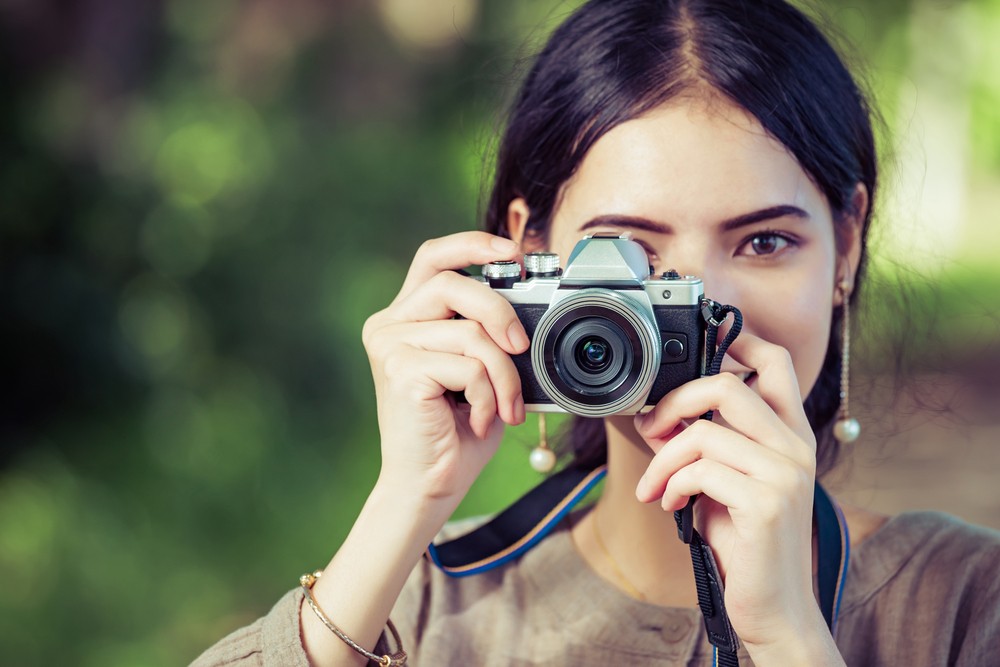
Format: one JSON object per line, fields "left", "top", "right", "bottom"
{"left": 556, "top": 98, "right": 826, "bottom": 228}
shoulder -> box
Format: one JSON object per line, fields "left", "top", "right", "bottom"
{"left": 843, "top": 511, "right": 1000, "bottom": 608}
{"left": 189, "top": 589, "right": 307, "bottom": 667}
{"left": 837, "top": 511, "right": 1000, "bottom": 665}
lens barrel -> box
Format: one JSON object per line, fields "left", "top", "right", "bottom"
{"left": 531, "top": 289, "right": 660, "bottom": 416}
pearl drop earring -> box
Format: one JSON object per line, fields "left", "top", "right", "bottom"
{"left": 529, "top": 413, "right": 556, "bottom": 472}
{"left": 833, "top": 280, "right": 861, "bottom": 444}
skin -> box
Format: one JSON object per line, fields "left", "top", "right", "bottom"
{"left": 300, "top": 93, "right": 885, "bottom": 666}
{"left": 505, "top": 94, "right": 880, "bottom": 663}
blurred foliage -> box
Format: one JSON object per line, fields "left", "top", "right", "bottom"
{"left": 0, "top": 1, "right": 998, "bottom": 665}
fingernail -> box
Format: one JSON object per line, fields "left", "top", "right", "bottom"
{"left": 634, "top": 411, "right": 649, "bottom": 433}
{"left": 636, "top": 474, "right": 649, "bottom": 500}
{"left": 507, "top": 322, "right": 530, "bottom": 353}
{"left": 491, "top": 237, "right": 518, "bottom": 254}
{"left": 514, "top": 395, "right": 525, "bottom": 424}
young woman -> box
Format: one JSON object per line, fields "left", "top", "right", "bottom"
{"left": 193, "top": 1, "right": 1000, "bottom": 665}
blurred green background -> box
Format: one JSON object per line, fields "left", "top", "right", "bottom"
{"left": 1, "top": 1, "right": 998, "bottom": 665}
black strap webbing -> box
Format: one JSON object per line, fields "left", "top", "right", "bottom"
{"left": 814, "top": 481, "right": 848, "bottom": 634}
{"left": 427, "top": 464, "right": 605, "bottom": 576}
{"left": 675, "top": 482, "right": 847, "bottom": 665}
{"left": 429, "top": 464, "right": 847, "bottom": 666}
{"left": 428, "top": 304, "right": 849, "bottom": 666}
{"left": 675, "top": 500, "right": 739, "bottom": 657}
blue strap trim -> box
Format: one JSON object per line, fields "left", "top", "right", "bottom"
{"left": 814, "top": 481, "right": 851, "bottom": 635}
{"left": 428, "top": 467, "right": 850, "bottom": 650}
{"left": 427, "top": 466, "right": 607, "bottom": 577}
{"left": 831, "top": 496, "right": 851, "bottom": 636}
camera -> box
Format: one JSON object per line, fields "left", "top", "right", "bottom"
{"left": 481, "top": 234, "right": 710, "bottom": 417}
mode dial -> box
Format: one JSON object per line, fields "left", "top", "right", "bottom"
{"left": 483, "top": 260, "right": 521, "bottom": 288}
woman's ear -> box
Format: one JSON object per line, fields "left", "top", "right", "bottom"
{"left": 834, "top": 183, "right": 868, "bottom": 305}
{"left": 506, "top": 198, "right": 544, "bottom": 252}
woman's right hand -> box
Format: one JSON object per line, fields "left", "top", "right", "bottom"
{"left": 361, "top": 231, "right": 529, "bottom": 507}
{"left": 294, "top": 233, "right": 529, "bottom": 667}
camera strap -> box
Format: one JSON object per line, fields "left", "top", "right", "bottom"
{"left": 680, "top": 301, "right": 745, "bottom": 664}
{"left": 427, "top": 301, "right": 849, "bottom": 665}
{"left": 426, "top": 463, "right": 608, "bottom": 577}
{"left": 426, "top": 464, "right": 848, "bottom": 661}
{"left": 674, "top": 479, "right": 848, "bottom": 667}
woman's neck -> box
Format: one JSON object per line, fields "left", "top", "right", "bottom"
{"left": 569, "top": 415, "right": 889, "bottom": 609}
{"left": 569, "top": 415, "right": 700, "bottom": 608}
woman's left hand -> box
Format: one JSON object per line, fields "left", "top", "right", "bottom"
{"left": 633, "top": 332, "right": 841, "bottom": 663}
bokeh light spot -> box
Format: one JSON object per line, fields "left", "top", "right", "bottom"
{"left": 0, "top": 477, "right": 59, "bottom": 606}
{"left": 377, "top": 0, "right": 478, "bottom": 50}
{"left": 153, "top": 101, "right": 272, "bottom": 205}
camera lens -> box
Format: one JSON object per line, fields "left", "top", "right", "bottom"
{"left": 556, "top": 318, "right": 630, "bottom": 392}
{"left": 577, "top": 338, "right": 610, "bottom": 371}
{"left": 531, "top": 289, "right": 661, "bottom": 416}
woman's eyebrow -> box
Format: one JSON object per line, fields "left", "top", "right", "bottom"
{"left": 577, "top": 215, "right": 671, "bottom": 234}
{"left": 577, "top": 205, "right": 810, "bottom": 234}
{"left": 719, "top": 205, "right": 810, "bottom": 231}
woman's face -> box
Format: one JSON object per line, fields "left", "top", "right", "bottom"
{"left": 513, "top": 95, "right": 861, "bottom": 400}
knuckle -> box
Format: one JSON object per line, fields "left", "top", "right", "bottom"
{"left": 415, "top": 237, "right": 439, "bottom": 260}
{"left": 361, "top": 312, "right": 383, "bottom": 349}
{"left": 680, "top": 419, "right": 710, "bottom": 450}
{"left": 793, "top": 464, "right": 815, "bottom": 494}
{"left": 363, "top": 324, "right": 395, "bottom": 363}
{"left": 769, "top": 345, "right": 794, "bottom": 370}
{"left": 718, "top": 371, "right": 744, "bottom": 391}
{"left": 380, "top": 350, "right": 406, "bottom": 380}
{"left": 461, "top": 320, "right": 502, "bottom": 355}
{"left": 426, "top": 269, "right": 454, "bottom": 289}
{"left": 686, "top": 418, "right": 712, "bottom": 436}
{"left": 468, "top": 359, "right": 489, "bottom": 383}
{"left": 458, "top": 318, "right": 487, "bottom": 340}
{"left": 434, "top": 268, "right": 473, "bottom": 297}
{"left": 800, "top": 451, "right": 818, "bottom": 477}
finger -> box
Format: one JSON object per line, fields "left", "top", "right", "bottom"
{"left": 636, "top": 373, "right": 806, "bottom": 463}
{"left": 635, "top": 419, "right": 788, "bottom": 503}
{"left": 397, "top": 232, "right": 520, "bottom": 302}
{"left": 377, "top": 319, "right": 524, "bottom": 424}
{"left": 722, "top": 332, "right": 813, "bottom": 441}
{"left": 658, "top": 458, "right": 760, "bottom": 512}
{"left": 387, "top": 270, "right": 529, "bottom": 355}
{"left": 660, "top": 458, "right": 809, "bottom": 529}
{"left": 383, "top": 348, "right": 498, "bottom": 439}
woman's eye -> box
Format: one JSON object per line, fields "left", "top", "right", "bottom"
{"left": 738, "top": 232, "right": 793, "bottom": 257}
{"left": 637, "top": 242, "right": 659, "bottom": 265}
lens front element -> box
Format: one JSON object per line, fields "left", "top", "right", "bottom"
{"left": 532, "top": 289, "right": 661, "bottom": 416}
{"left": 580, "top": 340, "right": 608, "bottom": 368}
{"left": 558, "top": 319, "right": 630, "bottom": 392}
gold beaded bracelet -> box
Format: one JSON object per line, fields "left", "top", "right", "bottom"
{"left": 299, "top": 570, "right": 408, "bottom": 667}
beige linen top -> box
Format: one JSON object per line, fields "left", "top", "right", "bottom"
{"left": 191, "top": 511, "right": 1000, "bottom": 666}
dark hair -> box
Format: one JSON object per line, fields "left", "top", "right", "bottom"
{"left": 483, "top": 0, "right": 877, "bottom": 477}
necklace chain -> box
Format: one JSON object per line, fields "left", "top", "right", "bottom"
{"left": 590, "top": 507, "right": 648, "bottom": 602}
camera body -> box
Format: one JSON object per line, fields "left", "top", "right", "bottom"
{"left": 482, "top": 234, "right": 707, "bottom": 417}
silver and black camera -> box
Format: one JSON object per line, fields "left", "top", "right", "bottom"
{"left": 481, "top": 234, "right": 710, "bottom": 417}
